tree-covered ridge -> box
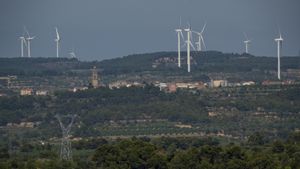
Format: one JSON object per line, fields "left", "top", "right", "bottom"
{"left": 98, "top": 51, "right": 300, "bottom": 74}
{"left": 1, "top": 134, "right": 300, "bottom": 169}
{"left": 0, "top": 57, "right": 79, "bottom": 76}
{"left": 91, "top": 137, "right": 298, "bottom": 169}
{"left": 0, "top": 51, "right": 300, "bottom": 77}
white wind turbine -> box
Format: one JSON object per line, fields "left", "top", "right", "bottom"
{"left": 175, "top": 17, "right": 185, "bottom": 68}
{"left": 275, "top": 29, "right": 283, "bottom": 80}
{"left": 19, "top": 35, "right": 27, "bottom": 57}
{"left": 69, "top": 46, "right": 77, "bottom": 59}
{"left": 55, "top": 27, "right": 61, "bottom": 58}
{"left": 24, "top": 28, "right": 35, "bottom": 58}
{"left": 184, "top": 23, "right": 196, "bottom": 73}
{"left": 243, "top": 32, "right": 251, "bottom": 54}
{"left": 193, "top": 23, "right": 207, "bottom": 52}
{"left": 69, "top": 52, "right": 76, "bottom": 58}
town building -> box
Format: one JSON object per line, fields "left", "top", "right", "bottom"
{"left": 210, "top": 80, "right": 228, "bottom": 88}
{"left": 242, "top": 81, "right": 255, "bottom": 86}
{"left": 36, "top": 90, "right": 48, "bottom": 96}
{"left": 91, "top": 66, "right": 100, "bottom": 88}
{"left": 167, "top": 83, "right": 177, "bottom": 93}
{"left": 262, "top": 80, "right": 282, "bottom": 86}
{"left": 20, "top": 88, "right": 33, "bottom": 96}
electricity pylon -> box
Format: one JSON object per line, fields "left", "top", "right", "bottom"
{"left": 55, "top": 114, "right": 76, "bottom": 160}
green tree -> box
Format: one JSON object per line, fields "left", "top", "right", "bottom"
{"left": 169, "top": 148, "right": 201, "bottom": 169}
{"left": 272, "top": 140, "right": 285, "bottom": 153}
{"left": 249, "top": 154, "right": 280, "bottom": 169}
{"left": 248, "top": 132, "right": 265, "bottom": 145}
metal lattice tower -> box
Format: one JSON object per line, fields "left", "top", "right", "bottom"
{"left": 55, "top": 114, "right": 76, "bottom": 160}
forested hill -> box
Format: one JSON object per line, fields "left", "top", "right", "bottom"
{"left": 98, "top": 51, "right": 300, "bottom": 75}
{"left": 0, "top": 51, "right": 300, "bottom": 77}
{"left": 0, "top": 57, "right": 79, "bottom": 76}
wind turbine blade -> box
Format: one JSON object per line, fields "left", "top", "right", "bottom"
{"left": 189, "top": 41, "right": 196, "bottom": 50}
{"left": 276, "top": 23, "right": 281, "bottom": 36}
{"left": 180, "top": 31, "right": 185, "bottom": 41}
{"left": 243, "top": 32, "right": 249, "bottom": 41}
{"left": 190, "top": 31, "right": 194, "bottom": 42}
{"left": 179, "top": 16, "right": 182, "bottom": 28}
{"left": 187, "top": 21, "right": 191, "bottom": 29}
{"left": 24, "top": 26, "right": 30, "bottom": 37}
{"left": 23, "top": 39, "right": 27, "bottom": 47}
{"left": 201, "top": 36, "right": 206, "bottom": 50}
{"left": 55, "top": 27, "right": 60, "bottom": 40}
{"left": 279, "top": 28, "right": 282, "bottom": 38}
{"left": 201, "top": 22, "right": 207, "bottom": 34}
{"left": 22, "top": 26, "right": 26, "bottom": 37}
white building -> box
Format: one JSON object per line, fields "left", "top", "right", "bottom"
{"left": 210, "top": 80, "right": 228, "bottom": 88}
{"left": 20, "top": 88, "right": 33, "bottom": 96}
{"left": 242, "top": 81, "right": 255, "bottom": 86}
{"left": 36, "top": 90, "right": 48, "bottom": 96}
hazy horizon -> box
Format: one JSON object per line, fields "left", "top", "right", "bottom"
{"left": 0, "top": 0, "right": 300, "bottom": 61}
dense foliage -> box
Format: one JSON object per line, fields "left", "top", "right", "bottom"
{"left": 1, "top": 133, "right": 300, "bottom": 168}
{"left": 0, "top": 84, "right": 300, "bottom": 140}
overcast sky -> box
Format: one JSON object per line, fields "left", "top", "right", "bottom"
{"left": 0, "top": 0, "right": 299, "bottom": 60}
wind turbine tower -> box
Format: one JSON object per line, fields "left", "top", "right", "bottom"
{"left": 184, "top": 24, "right": 196, "bottom": 73}
{"left": 175, "top": 29, "right": 184, "bottom": 67}
{"left": 55, "top": 114, "right": 76, "bottom": 160}
{"left": 55, "top": 27, "right": 60, "bottom": 58}
{"left": 275, "top": 32, "right": 283, "bottom": 80}
{"left": 175, "top": 17, "right": 185, "bottom": 68}
{"left": 26, "top": 37, "right": 35, "bottom": 58}
{"left": 184, "top": 28, "right": 191, "bottom": 72}
{"left": 243, "top": 33, "right": 251, "bottom": 54}
{"left": 19, "top": 37, "right": 27, "bottom": 57}
{"left": 24, "top": 28, "right": 35, "bottom": 58}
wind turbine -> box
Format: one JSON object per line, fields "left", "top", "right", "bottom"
{"left": 24, "top": 28, "right": 35, "bottom": 58}
{"left": 55, "top": 27, "right": 60, "bottom": 58}
{"left": 275, "top": 30, "right": 283, "bottom": 80}
{"left": 175, "top": 17, "right": 185, "bottom": 68}
{"left": 243, "top": 32, "right": 251, "bottom": 54}
{"left": 69, "top": 52, "right": 76, "bottom": 58}
{"left": 19, "top": 36, "right": 27, "bottom": 57}
{"left": 184, "top": 23, "right": 196, "bottom": 73}
{"left": 193, "top": 23, "right": 207, "bottom": 52}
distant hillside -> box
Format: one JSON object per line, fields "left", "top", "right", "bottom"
{"left": 0, "top": 57, "right": 79, "bottom": 76}
{"left": 97, "top": 51, "right": 300, "bottom": 75}
{"left": 0, "top": 51, "right": 300, "bottom": 80}
{"left": 66, "top": 51, "right": 300, "bottom": 82}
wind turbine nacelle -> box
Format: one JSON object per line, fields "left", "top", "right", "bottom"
{"left": 275, "top": 38, "right": 283, "bottom": 42}
{"left": 27, "top": 37, "right": 35, "bottom": 40}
